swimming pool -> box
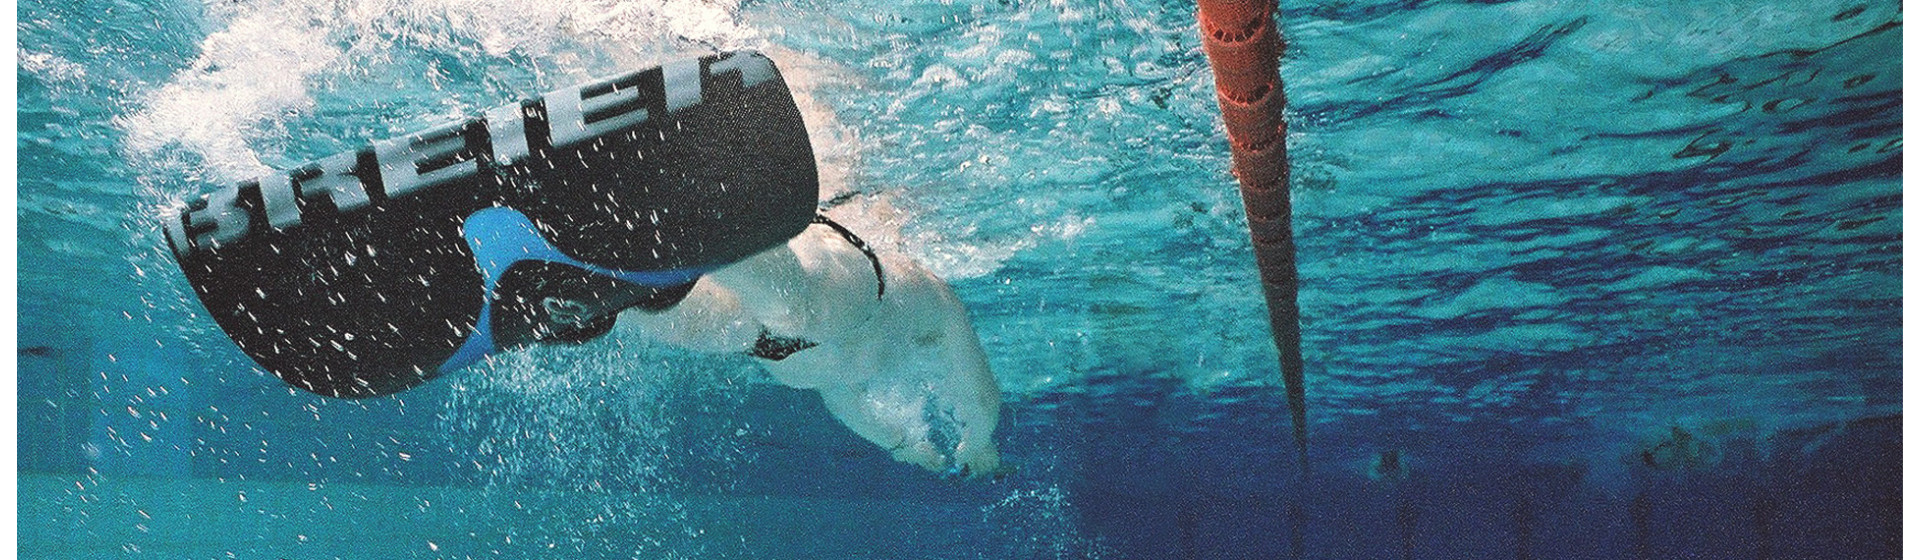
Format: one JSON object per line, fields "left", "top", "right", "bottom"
{"left": 18, "top": 0, "right": 1901, "bottom": 557}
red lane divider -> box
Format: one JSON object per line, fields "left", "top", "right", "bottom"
{"left": 1196, "top": 0, "right": 1308, "bottom": 480}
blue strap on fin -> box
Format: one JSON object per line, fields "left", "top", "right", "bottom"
{"left": 443, "top": 207, "right": 709, "bottom": 373}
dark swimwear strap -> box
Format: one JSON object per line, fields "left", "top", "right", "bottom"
{"left": 750, "top": 328, "right": 820, "bottom": 361}
{"left": 812, "top": 214, "right": 885, "bottom": 300}
{"left": 744, "top": 216, "right": 884, "bottom": 362}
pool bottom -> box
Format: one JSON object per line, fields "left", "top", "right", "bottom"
{"left": 18, "top": 415, "right": 1903, "bottom": 559}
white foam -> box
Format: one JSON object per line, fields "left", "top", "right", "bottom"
{"left": 564, "top": 0, "right": 755, "bottom": 50}
{"left": 17, "top": 50, "right": 87, "bottom": 85}
{"left": 122, "top": 0, "right": 762, "bottom": 187}
{"left": 776, "top": 47, "right": 1053, "bottom": 283}
{"left": 121, "top": 9, "right": 343, "bottom": 182}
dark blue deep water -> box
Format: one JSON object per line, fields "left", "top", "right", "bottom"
{"left": 18, "top": 0, "right": 1901, "bottom": 558}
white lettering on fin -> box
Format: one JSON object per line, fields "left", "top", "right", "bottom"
{"left": 485, "top": 103, "right": 530, "bottom": 165}
{"left": 546, "top": 74, "right": 652, "bottom": 148}
{"left": 299, "top": 151, "right": 371, "bottom": 214}
{"left": 663, "top": 59, "right": 702, "bottom": 113}
{"left": 375, "top": 121, "right": 477, "bottom": 198}
{"left": 708, "top": 51, "right": 775, "bottom": 89}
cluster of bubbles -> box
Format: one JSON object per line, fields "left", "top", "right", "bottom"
{"left": 439, "top": 337, "right": 760, "bottom": 556}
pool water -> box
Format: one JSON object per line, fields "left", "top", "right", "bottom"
{"left": 17, "top": 0, "right": 1901, "bottom": 558}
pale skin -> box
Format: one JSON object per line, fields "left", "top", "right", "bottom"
{"left": 555, "top": 225, "right": 1003, "bottom": 477}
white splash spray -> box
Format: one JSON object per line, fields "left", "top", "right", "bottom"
{"left": 121, "top": 8, "right": 343, "bottom": 181}
{"left": 781, "top": 47, "right": 1043, "bottom": 282}
{"left": 122, "top": 0, "right": 762, "bottom": 185}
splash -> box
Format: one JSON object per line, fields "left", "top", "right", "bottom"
{"left": 776, "top": 44, "right": 1083, "bottom": 282}
{"left": 121, "top": 0, "right": 762, "bottom": 186}
{"left": 437, "top": 337, "right": 757, "bottom": 556}
{"left": 120, "top": 8, "right": 342, "bottom": 181}
{"left": 443, "top": 340, "right": 709, "bottom": 490}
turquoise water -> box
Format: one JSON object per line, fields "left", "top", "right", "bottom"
{"left": 17, "top": 0, "right": 1901, "bottom": 558}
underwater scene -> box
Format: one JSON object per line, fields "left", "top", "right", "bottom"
{"left": 16, "top": 0, "right": 1902, "bottom": 558}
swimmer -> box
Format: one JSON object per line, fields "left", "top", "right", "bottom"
{"left": 1366, "top": 448, "right": 1411, "bottom": 482}
{"left": 161, "top": 51, "right": 1002, "bottom": 479}
{"left": 543, "top": 217, "right": 1004, "bottom": 478}
{"left": 1628, "top": 426, "right": 1719, "bottom": 471}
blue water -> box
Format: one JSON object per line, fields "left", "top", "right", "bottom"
{"left": 17, "top": 0, "right": 1901, "bottom": 558}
